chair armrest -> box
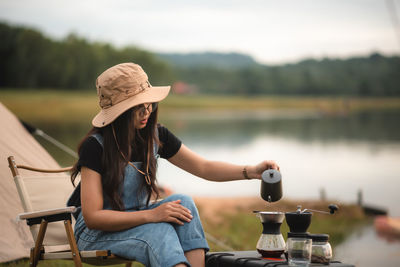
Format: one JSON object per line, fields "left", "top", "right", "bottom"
{"left": 19, "top": 206, "right": 77, "bottom": 226}
{"left": 19, "top": 206, "right": 77, "bottom": 219}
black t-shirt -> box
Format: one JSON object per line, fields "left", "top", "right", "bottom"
{"left": 78, "top": 125, "right": 182, "bottom": 175}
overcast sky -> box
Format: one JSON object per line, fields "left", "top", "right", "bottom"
{"left": 1, "top": 0, "right": 399, "bottom": 64}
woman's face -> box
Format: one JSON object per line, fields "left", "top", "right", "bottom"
{"left": 133, "top": 103, "right": 154, "bottom": 129}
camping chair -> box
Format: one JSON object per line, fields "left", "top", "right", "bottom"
{"left": 7, "top": 156, "right": 134, "bottom": 267}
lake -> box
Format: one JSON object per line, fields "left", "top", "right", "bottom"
{"left": 34, "top": 108, "right": 400, "bottom": 266}
{"left": 38, "top": 108, "right": 400, "bottom": 216}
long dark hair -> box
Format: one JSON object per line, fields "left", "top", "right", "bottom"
{"left": 70, "top": 106, "right": 161, "bottom": 210}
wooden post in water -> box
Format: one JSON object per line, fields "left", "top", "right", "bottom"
{"left": 357, "top": 189, "right": 363, "bottom": 206}
{"left": 319, "top": 187, "right": 326, "bottom": 201}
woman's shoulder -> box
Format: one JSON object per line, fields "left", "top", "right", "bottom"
{"left": 80, "top": 134, "right": 103, "bottom": 155}
{"left": 78, "top": 134, "right": 103, "bottom": 174}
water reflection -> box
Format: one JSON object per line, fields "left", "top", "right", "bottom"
{"left": 335, "top": 225, "right": 400, "bottom": 267}
{"left": 33, "top": 109, "right": 400, "bottom": 153}
{"left": 161, "top": 109, "right": 400, "bottom": 145}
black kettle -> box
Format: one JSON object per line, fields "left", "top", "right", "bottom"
{"left": 260, "top": 169, "right": 282, "bottom": 202}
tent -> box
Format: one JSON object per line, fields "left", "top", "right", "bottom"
{"left": 0, "top": 102, "right": 61, "bottom": 262}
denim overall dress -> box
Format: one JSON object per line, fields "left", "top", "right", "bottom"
{"left": 72, "top": 134, "right": 209, "bottom": 267}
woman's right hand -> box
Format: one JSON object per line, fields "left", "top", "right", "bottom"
{"left": 150, "top": 199, "right": 193, "bottom": 225}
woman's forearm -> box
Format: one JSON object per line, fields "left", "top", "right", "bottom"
{"left": 199, "top": 160, "right": 254, "bottom": 182}
{"left": 83, "top": 199, "right": 193, "bottom": 231}
{"left": 198, "top": 160, "right": 279, "bottom": 182}
{"left": 83, "top": 209, "right": 153, "bottom": 231}
{"left": 168, "top": 144, "right": 278, "bottom": 182}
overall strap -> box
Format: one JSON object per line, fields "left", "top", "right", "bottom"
{"left": 111, "top": 126, "right": 155, "bottom": 185}
{"left": 92, "top": 133, "right": 104, "bottom": 146}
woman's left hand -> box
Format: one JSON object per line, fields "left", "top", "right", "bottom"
{"left": 250, "top": 160, "right": 280, "bottom": 180}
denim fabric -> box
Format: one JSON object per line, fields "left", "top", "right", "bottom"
{"left": 73, "top": 134, "right": 209, "bottom": 267}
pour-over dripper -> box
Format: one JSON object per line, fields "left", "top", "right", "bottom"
{"left": 254, "top": 211, "right": 286, "bottom": 258}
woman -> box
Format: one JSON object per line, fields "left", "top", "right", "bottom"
{"left": 69, "top": 62, "right": 280, "bottom": 267}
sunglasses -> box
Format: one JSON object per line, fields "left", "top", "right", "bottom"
{"left": 135, "top": 102, "right": 158, "bottom": 116}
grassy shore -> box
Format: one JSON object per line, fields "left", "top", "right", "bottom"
{"left": 2, "top": 89, "right": 400, "bottom": 124}
{"left": 194, "top": 197, "right": 368, "bottom": 251}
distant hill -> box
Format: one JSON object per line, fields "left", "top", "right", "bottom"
{"left": 170, "top": 52, "right": 400, "bottom": 95}
{"left": 157, "top": 52, "right": 259, "bottom": 69}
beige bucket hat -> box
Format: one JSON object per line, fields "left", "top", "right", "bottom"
{"left": 92, "top": 63, "right": 170, "bottom": 127}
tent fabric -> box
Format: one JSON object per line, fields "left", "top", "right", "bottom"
{"left": 0, "top": 102, "right": 62, "bottom": 263}
{"left": 18, "top": 173, "right": 77, "bottom": 249}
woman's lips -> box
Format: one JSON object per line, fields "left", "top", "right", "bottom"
{"left": 140, "top": 119, "right": 148, "bottom": 124}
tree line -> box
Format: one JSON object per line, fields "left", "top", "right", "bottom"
{"left": 0, "top": 22, "right": 174, "bottom": 90}
{"left": 174, "top": 54, "right": 400, "bottom": 96}
{"left": 1, "top": 22, "right": 399, "bottom": 96}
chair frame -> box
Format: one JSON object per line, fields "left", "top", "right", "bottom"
{"left": 7, "top": 156, "right": 133, "bottom": 267}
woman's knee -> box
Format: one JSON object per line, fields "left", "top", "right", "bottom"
{"left": 168, "top": 194, "right": 197, "bottom": 210}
